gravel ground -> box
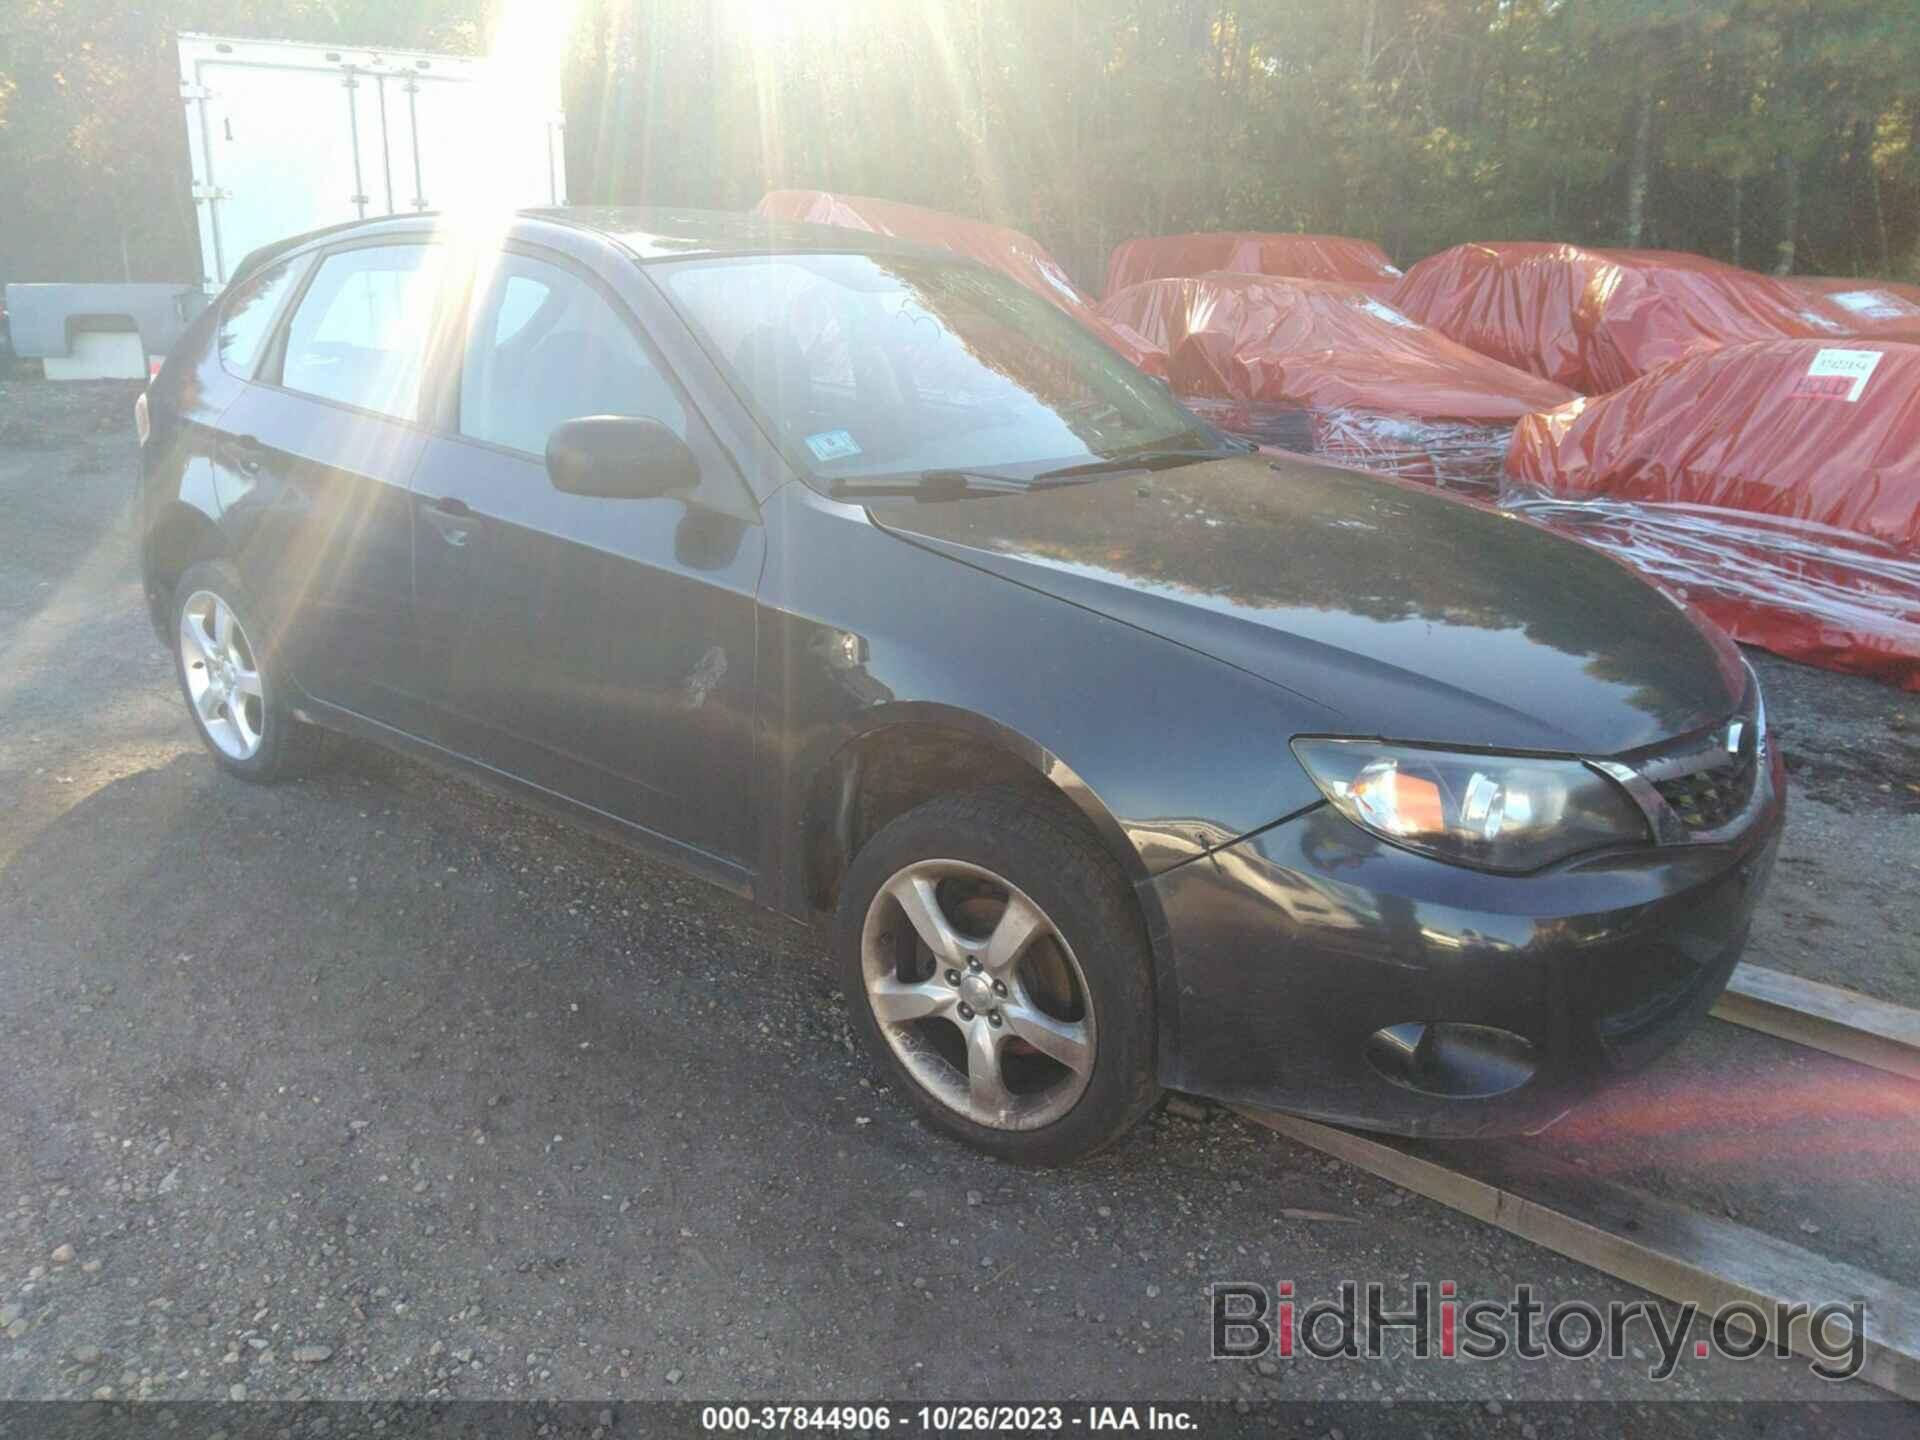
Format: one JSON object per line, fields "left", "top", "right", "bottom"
{"left": 1739, "top": 652, "right": 1920, "bottom": 1006}
{"left": 0, "top": 377, "right": 1911, "bottom": 1422}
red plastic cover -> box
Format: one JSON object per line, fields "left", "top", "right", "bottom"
{"left": 1504, "top": 338, "right": 1920, "bottom": 688}
{"left": 1789, "top": 276, "right": 1920, "bottom": 338}
{"left": 755, "top": 190, "right": 1165, "bottom": 375}
{"left": 1103, "top": 232, "right": 1403, "bottom": 299}
{"left": 1097, "top": 272, "right": 1576, "bottom": 489}
{"left": 1099, "top": 273, "right": 1575, "bottom": 420}
{"left": 1391, "top": 243, "right": 1860, "bottom": 394}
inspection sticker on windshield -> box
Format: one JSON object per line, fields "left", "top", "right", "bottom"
{"left": 805, "top": 429, "right": 863, "bottom": 462}
{"left": 1791, "top": 347, "right": 1883, "bottom": 402}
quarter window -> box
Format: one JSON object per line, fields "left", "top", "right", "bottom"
{"left": 280, "top": 245, "right": 446, "bottom": 420}
{"left": 459, "top": 255, "right": 685, "bottom": 456}
{"left": 217, "top": 258, "right": 304, "bottom": 379}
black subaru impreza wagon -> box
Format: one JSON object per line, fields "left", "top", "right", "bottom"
{"left": 136, "top": 208, "right": 1782, "bottom": 1164}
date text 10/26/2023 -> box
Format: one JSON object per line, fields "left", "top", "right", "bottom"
{"left": 699, "top": 1405, "right": 1199, "bottom": 1432}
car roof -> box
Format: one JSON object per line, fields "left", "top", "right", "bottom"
{"left": 230, "top": 205, "right": 957, "bottom": 284}
{"left": 525, "top": 206, "right": 950, "bottom": 263}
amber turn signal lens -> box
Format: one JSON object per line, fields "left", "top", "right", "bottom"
{"left": 1349, "top": 767, "right": 1445, "bottom": 835}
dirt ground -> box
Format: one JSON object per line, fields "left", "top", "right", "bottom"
{"left": 0, "top": 376, "right": 1913, "bottom": 1426}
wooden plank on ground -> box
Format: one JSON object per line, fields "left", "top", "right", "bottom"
{"left": 1713, "top": 963, "right": 1920, "bottom": 1084}
{"left": 1236, "top": 1106, "right": 1920, "bottom": 1401}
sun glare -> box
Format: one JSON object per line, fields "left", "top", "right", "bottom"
{"left": 723, "top": 0, "right": 861, "bottom": 40}
{"left": 437, "top": 0, "right": 579, "bottom": 224}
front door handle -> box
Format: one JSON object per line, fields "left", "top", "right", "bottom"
{"left": 221, "top": 434, "right": 266, "bottom": 475}
{"left": 422, "top": 494, "right": 476, "bottom": 547}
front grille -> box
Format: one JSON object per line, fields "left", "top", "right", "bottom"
{"left": 1628, "top": 676, "right": 1765, "bottom": 839}
{"left": 1652, "top": 753, "right": 1757, "bottom": 831}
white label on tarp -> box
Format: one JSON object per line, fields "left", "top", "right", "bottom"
{"left": 1796, "top": 308, "right": 1847, "bottom": 333}
{"left": 1360, "top": 298, "right": 1418, "bottom": 328}
{"left": 1792, "top": 347, "right": 1883, "bottom": 402}
{"left": 1828, "top": 289, "right": 1912, "bottom": 321}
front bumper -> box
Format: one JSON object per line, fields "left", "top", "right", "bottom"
{"left": 1152, "top": 740, "right": 1784, "bottom": 1137}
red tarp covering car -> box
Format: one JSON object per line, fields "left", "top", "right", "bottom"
{"left": 1103, "top": 232, "right": 1403, "bottom": 299}
{"left": 1096, "top": 272, "right": 1577, "bottom": 490}
{"left": 1503, "top": 338, "right": 1920, "bottom": 688}
{"left": 755, "top": 190, "right": 1165, "bottom": 375}
{"left": 1390, "top": 242, "right": 1859, "bottom": 394}
{"left": 1789, "top": 276, "right": 1920, "bottom": 339}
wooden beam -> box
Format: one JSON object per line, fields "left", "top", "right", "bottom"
{"left": 1236, "top": 1107, "right": 1920, "bottom": 1401}
{"left": 1712, "top": 963, "right": 1920, "bottom": 1084}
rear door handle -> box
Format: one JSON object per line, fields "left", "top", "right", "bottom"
{"left": 422, "top": 494, "right": 476, "bottom": 547}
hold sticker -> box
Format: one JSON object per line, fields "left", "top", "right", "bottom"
{"left": 1790, "top": 348, "right": 1883, "bottom": 403}
{"left": 805, "top": 429, "right": 863, "bottom": 462}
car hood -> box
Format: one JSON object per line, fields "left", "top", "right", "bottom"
{"left": 867, "top": 453, "right": 1742, "bottom": 756}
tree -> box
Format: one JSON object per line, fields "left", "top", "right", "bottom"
{"left": 4, "top": 0, "right": 1919, "bottom": 286}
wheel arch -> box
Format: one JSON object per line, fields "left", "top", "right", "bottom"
{"left": 781, "top": 706, "right": 1178, "bottom": 1051}
{"left": 142, "top": 499, "right": 228, "bottom": 639}
{"left": 785, "top": 704, "right": 1142, "bottom": 906}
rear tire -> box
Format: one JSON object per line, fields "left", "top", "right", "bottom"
{"left": 171, "top": 559, "right": 331, "bottom": 782}
{"left": 834, "top": 786, "right": 1159, "bottom": 1165}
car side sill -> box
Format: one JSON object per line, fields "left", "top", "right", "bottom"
{"left": 292, "top": 696, "right": 756, "bottom": 901}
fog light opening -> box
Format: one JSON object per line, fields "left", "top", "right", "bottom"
{"left": 1366, "top": 1021, "right": 1537, "bottom": 1099}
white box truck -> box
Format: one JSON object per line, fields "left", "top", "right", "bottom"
{"left": 8, "top": 31, "right": 568, "bottom": 379}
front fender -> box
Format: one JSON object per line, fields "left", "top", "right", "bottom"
{"left": 756, "top": 480, "right": 1335, "bottom": 892}
{"left": 752, "top": 485, "right": 1342, "bottom": 1082}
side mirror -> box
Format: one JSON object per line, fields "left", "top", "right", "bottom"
{"left": 546, "top": 416, "right": 699, "bottom": 499}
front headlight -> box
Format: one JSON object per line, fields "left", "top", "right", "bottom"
{"left": 1290, "top": 739, "right": 1650, "bottom": 873}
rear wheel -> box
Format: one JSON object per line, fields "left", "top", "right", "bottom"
{"left": 835, "top": 787, "right": 1158, "bottom": 1165}
{"left": 171, "top": 559, "right": 331, "bottom": 782}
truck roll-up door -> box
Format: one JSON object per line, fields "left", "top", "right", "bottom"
{"left": 382, "top": 68, "right": 567, "bottom": 217}
{"left": 187, "top": 60, "right": 385, "bottom": 285}
{"left": 179, "top": 33, "right": 567, "bottom": 293}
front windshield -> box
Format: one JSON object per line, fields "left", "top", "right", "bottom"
{"left": 654, "top": 251, "right": 1212, "bottom": 488}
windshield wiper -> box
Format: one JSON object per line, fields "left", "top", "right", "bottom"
{"left": 828, "top": 446, "right": 1244, "bottom": 501}
{"left": 1028, "top": 447, "right": 1243, "bottom": 483}
{"left": 828, "top": 469, "right": 1072, "bottom": 501}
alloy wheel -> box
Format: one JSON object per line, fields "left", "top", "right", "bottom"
{"left": 179, "top": 590, "right": 265, "bottom": 761}
{"left": 860, "top": 859, "right": 1096, "bottom": 1131}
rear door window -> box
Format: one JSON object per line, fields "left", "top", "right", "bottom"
{"left": 279, "top": 244, "right": 447, "bottom": 421}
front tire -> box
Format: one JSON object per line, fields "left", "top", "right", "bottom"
{"left": 834, "top": 786, "right": 1159, "bottom": 1165}
{"left": 171, "top": 559, "right": 330, "bottom": 782}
